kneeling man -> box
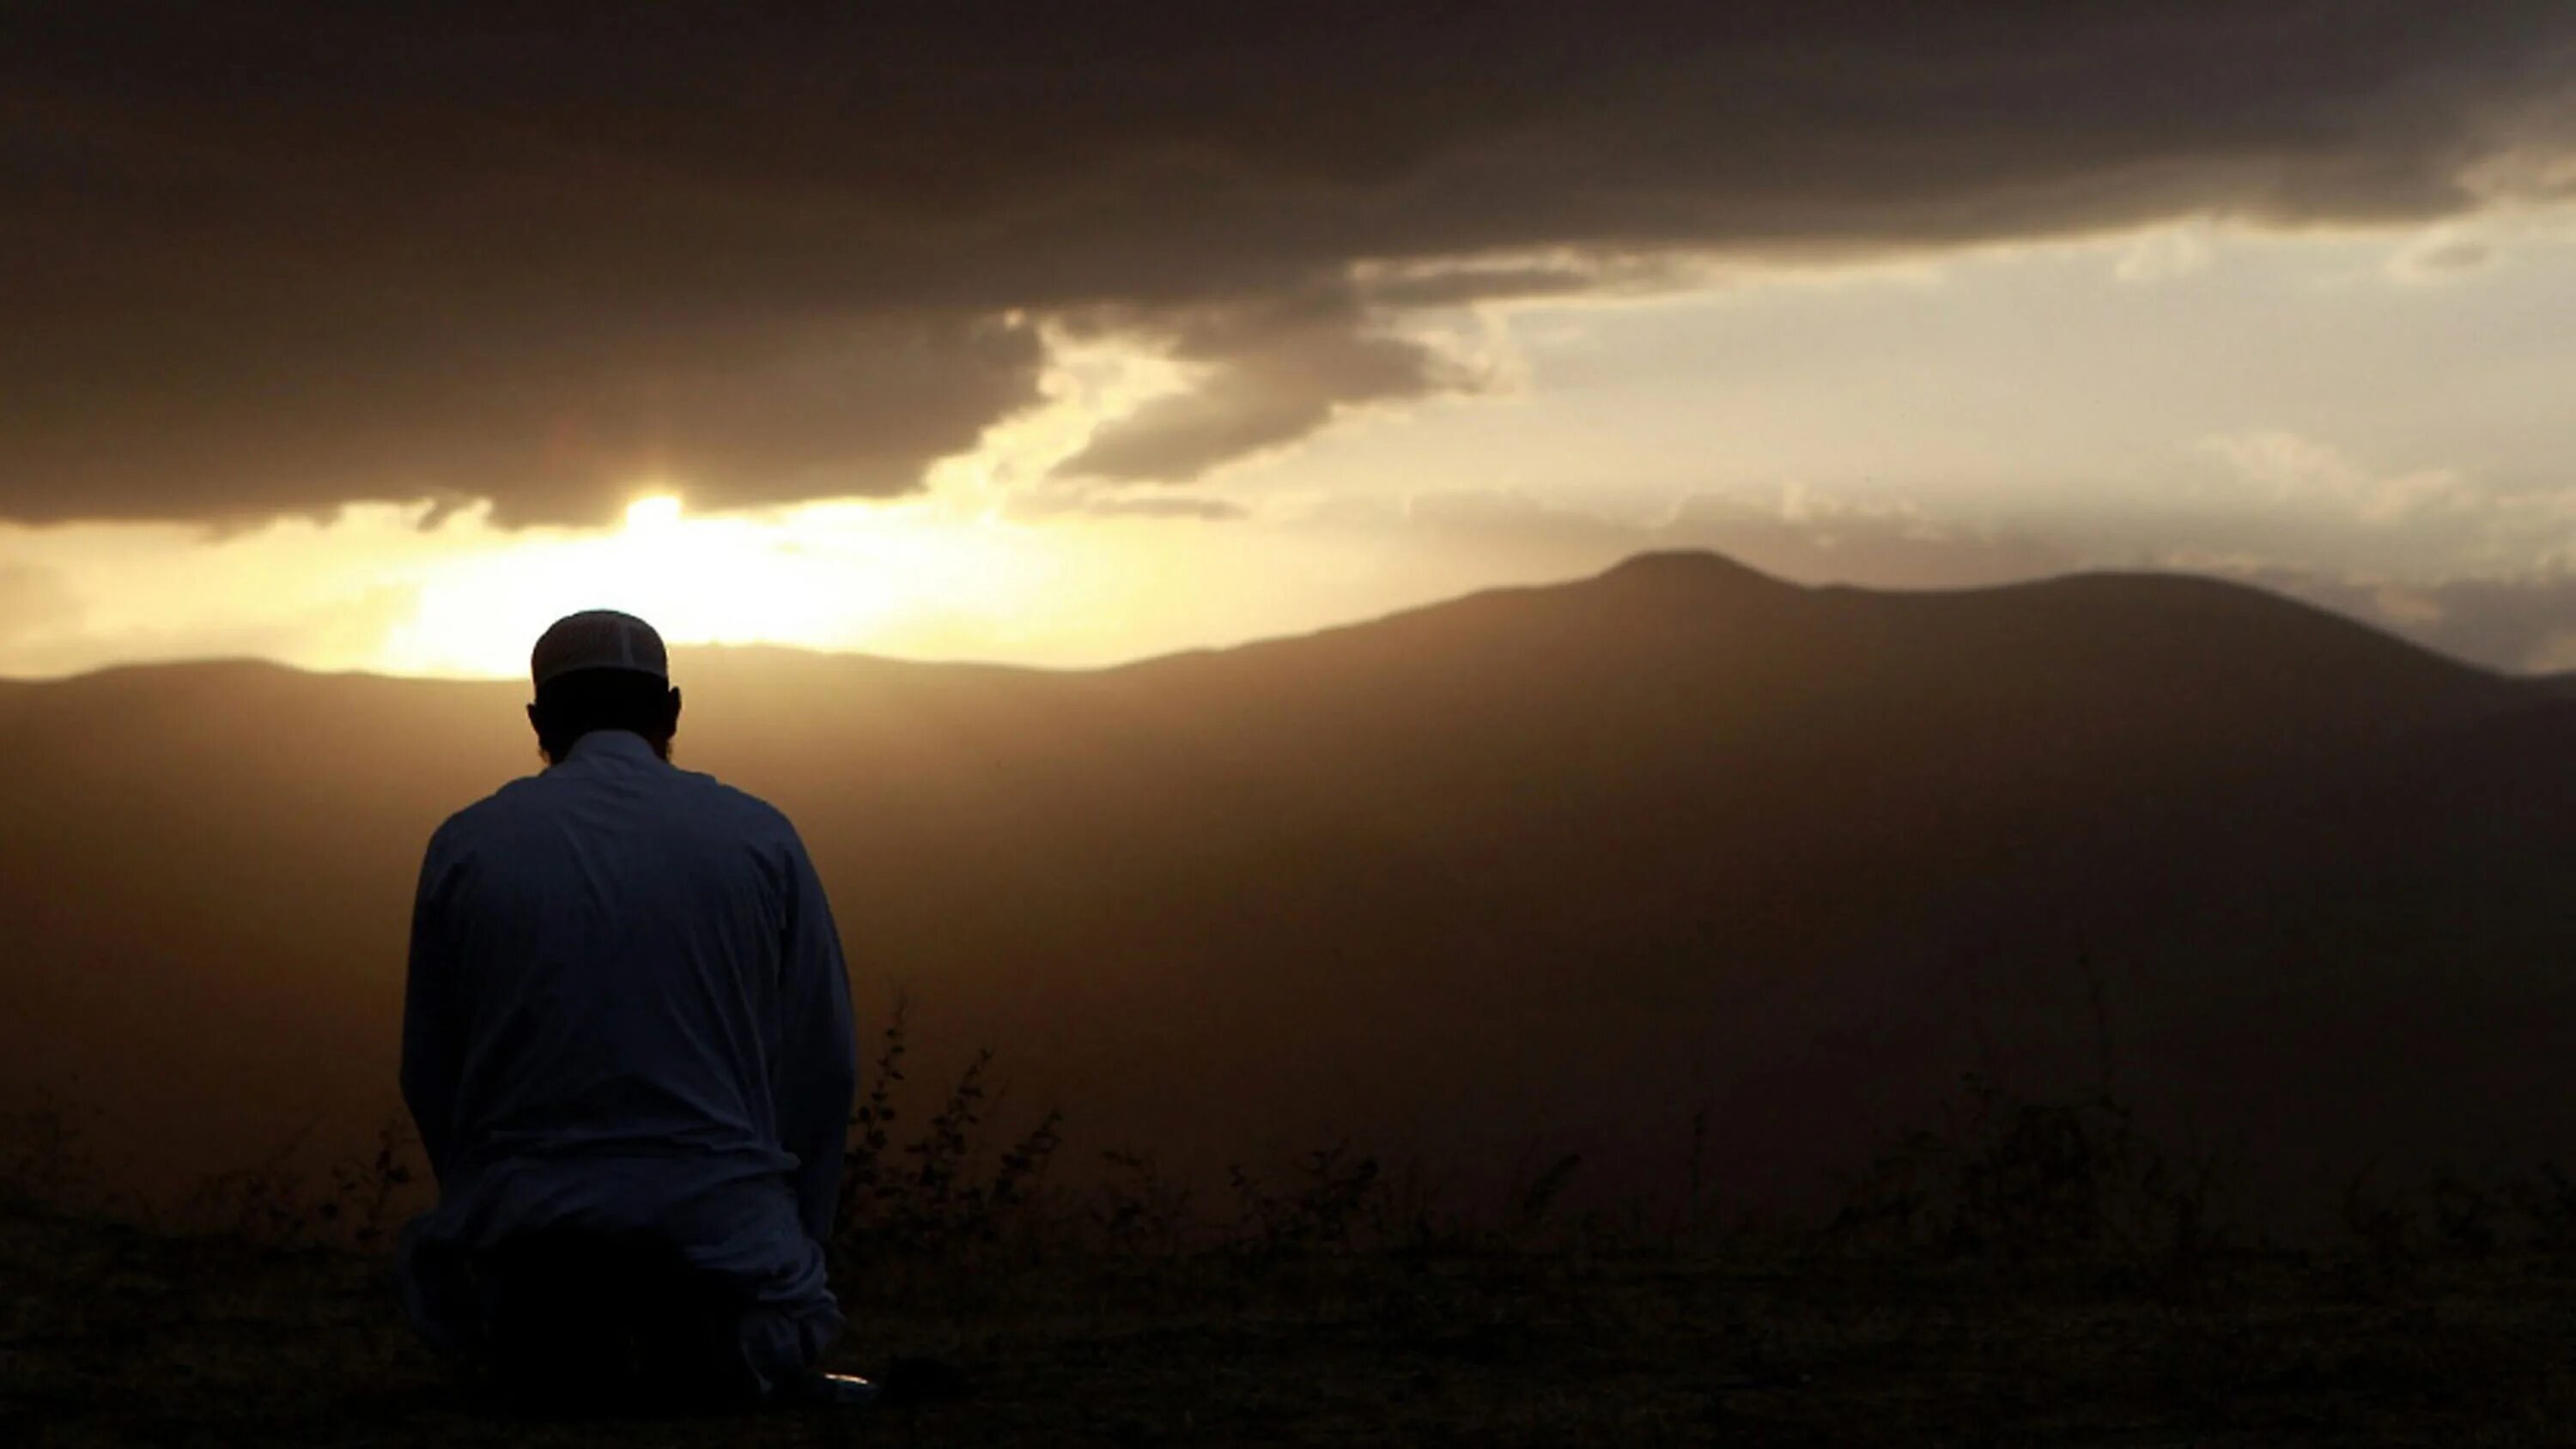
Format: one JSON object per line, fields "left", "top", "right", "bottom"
{"left": 398, "top": 610, "right": 867, "bottom": 1409}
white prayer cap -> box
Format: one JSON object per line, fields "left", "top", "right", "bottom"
{"left": 531, "top": 609, "right": 669, "bottom": 689}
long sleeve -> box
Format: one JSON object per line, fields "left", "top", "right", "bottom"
{"left": 399, "top": 828, "right": 464, "bottom": 1181}
{"left": 775, "top": 835, "right": 859, "bottom": 1246}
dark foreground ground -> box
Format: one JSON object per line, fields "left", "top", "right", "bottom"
{"left": 9, "top": 1198, "right": 2576, "bottom": 1448}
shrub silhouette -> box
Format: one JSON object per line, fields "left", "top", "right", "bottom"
{"left": 21, "top": 997, "right": 2576, "bottom": 1284}
{"left": 1823, "top": 1073, "right": 2233, "bottom": 1280}
{"left": 832, "top": 999, "right": 1067, "bottom": 1266}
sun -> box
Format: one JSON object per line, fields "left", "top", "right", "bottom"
{"left": 625, "top": 494, "right": 683, "bottom": 531}
{"left": 377, "top": 479, "right": 1073, "bottom": 677}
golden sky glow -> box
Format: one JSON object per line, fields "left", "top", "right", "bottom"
{"left": 3, "top": 219, "right": 2575, "bottom": 680}
{"left": 380, "top": 492, "right": 1051, "bottom": 676}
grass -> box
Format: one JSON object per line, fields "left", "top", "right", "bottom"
{"left": 11, "top": 1018, "right": 2576, "bottom": 1445}
{"left": 14, "top": 1198, "right": 2576, "bottom": 1446}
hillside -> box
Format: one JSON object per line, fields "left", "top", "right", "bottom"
{"left": 3, "top": 555, "right": 2570, "bottom": 1204}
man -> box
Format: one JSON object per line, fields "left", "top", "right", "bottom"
{"left": 397, "top": 609, "right": 869, "bottom": 1410}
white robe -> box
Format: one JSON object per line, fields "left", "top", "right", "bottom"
{"left": 396, "top": 728, "right": 857, "bottom": 1379}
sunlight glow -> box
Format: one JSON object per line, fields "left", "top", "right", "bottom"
{"left": 0, "top": 321, "right": 1459, "bottom": 680}
{"left": 624, "top": 494, "right": 684, "bottom": 531}
{"left": 14, "top": 214, "right": 2575, "bottom": 683}
{"left": 366, "top": 329, "right": 1217, "bottom": 676}
{"left": 376, "top": 496, "right": 1059, "bottom": 677}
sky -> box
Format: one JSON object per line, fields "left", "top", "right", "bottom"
{"left": 5, "top": 3, "right": 2576, "bottom": 677}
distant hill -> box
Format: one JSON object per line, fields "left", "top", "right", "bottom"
{"left": 5, "top": 554, "right": 2573, "bottom": 1207}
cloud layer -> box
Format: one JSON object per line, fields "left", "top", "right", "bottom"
{"left": 7, "top": 3, "right": 2573, "bottom": 523}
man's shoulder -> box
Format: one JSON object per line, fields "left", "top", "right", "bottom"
{"left": 427, "top": 762, "right": 805, "bottom": 854}
{"left": 674, "top": 769, "right": 805, "bottom": 845}
{"left": 425, "top": 773, "right": 543, "bottom": 851}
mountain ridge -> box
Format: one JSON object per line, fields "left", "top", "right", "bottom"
{"left": 0, "top": 549, "right": 2536, "bottom": 692}
{"left": 3, "top": 552, "right": 2569, "bottom": 1210}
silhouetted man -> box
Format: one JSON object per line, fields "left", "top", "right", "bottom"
{"left": 397, "top": 610, "right": 868, "bottom": 1410}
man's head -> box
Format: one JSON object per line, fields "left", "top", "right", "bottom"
{"left": 527, "top": 610, "right": 681, "bottom": 765}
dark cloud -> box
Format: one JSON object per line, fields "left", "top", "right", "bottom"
{"left": 7, "top": 307, "right": 1042, "bottom": 527}
{"left": 1053, "top": 293, "right": 1473, "bottom": 484}
{"left": 6, "top": 3, "right": 2572, "bottom": 523}
{"left": 2413, "top": 239, "right": 2498, "bottom": 272}
{"left": 1006, "top": 490, "right": 1251, "bottom": 523}
{"left": 1350, "top": 255, "right": 1695, "bottom": 310}
{"left": 2391, "top": 234, "right": 2500, "bottom": 281}
{"left": 1072, "top": 496, "right": 1251, "bottom": 523}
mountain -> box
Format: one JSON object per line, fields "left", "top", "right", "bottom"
{"left": 5, "top": 554, "right": 2573, "bottom": 1207}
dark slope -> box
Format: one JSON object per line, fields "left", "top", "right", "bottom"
{"left": 1, "top": 557, "right": 2567, "bottom": 1203}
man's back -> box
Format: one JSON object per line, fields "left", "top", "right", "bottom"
{"left": 404, "top": 731, "right": 853, "bottom": 1229}
{"left": 397, "top": 622, "right": 860, "bottom": 1403}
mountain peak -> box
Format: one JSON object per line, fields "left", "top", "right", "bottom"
{"left": 1592, "top": 550, "right": 1789, "bottom": 591}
